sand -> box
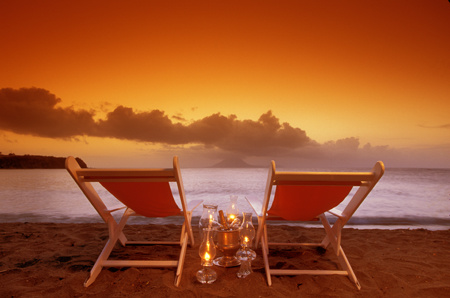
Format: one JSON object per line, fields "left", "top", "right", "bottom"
{"left": 1, "top": 222, "right": 449, "bottom": 297}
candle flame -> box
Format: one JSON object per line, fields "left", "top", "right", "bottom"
{"left": 204, "top": 252, "right": 210, "bottom": 261}
{"left": 244, "top": 236, "right": 249, "bottom": 243}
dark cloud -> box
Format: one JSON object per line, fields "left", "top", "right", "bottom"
{"left": 0, "top": 87, "right": 96, "bottom": 139}
{"left": 5, "top": 88, "right": 446, "bottom": 168}
{"left": 171, "top": 114, "right": 187, "bottom": 122}
{"left": 419, "top": 124, "right": 450, "bottom": 129}
{"left": 323, "top": 137, "right": 360, "bottom": 153}
{"left": 188, "top": 113, "right": 236, "bottom": 145}
{"left": 0, "top": 88, "right": 311, "bottom": 156}
{"left": 207, "top": 111, "right": 310, "bottom": 156}
{"left": 95, "top": 106, "right": 189, "bottom": 144}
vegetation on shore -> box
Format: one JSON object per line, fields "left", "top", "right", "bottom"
{"left": 0, "top": 153, "right": 87, "bottom": 169}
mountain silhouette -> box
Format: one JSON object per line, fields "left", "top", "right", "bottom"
{"left": 211, "top": 157, "right": 257, "bottom": 168}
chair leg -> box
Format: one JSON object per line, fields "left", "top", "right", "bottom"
{"left": 255, "top": 217, "right": 261, "bottom": 249}
{"left": 118, "top": 231, "right": 128, "bottom": 246}
{"left": 320, "top": 217, "right": 342, "bottom": 256}
{"left": 180, "top": 222, "right": 186, "bottom": 245}
{"left": 85, "top": 238, "right": 115, "bottom": 287}
{"left": 336, "top": 246, "right": 361, "bottom": 289}
{"left": 319, "top": 215, "right": 339, "bottom": 249}
{"left": 84, "top": 209, "right": 131, "bottom": 287}
{"left": 261, "top": 234, "right": 272, "bottom": 286}
{"left": 263, "top": 225, "right": 269, "bottom": 254}
{"left": 186, "top": 211, "right": 195, "bottom": 246}
{"left": 104, "top": 214, "right": 128, "bottom": 247}
{"left": 320, "top": 215, "right": 361, "bottom": 289}
{"left": 174, "top": 233, "right": 188, "bottom": 287}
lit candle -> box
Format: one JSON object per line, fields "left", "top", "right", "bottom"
{"left": 228, "top": 214, "right": 236, "bottom": 222}
{"left": 244, "top": 236, "right": 249, "bottom": 244}
{"left": 208, "top": 214, "right": 213, "bottom": 227}
{"left": 204, "top": 252, "right": 210, "bottom": 261}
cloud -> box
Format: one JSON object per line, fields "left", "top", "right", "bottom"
{"left": 0, "top": 87, "right": 96, "bottom": 139}
{"left": 172, "top": 113, "right": 186, "bottom": 122}
{"left": 96, "top": 108, "right": 312, "bottom": 156}
{"left": 95, "top": 106, "right": 190, "bottom": 144}
{"left": 3, "top": 87, "right": 449, "bottom": 168}
{"left": 323, "top": 137, "right": 360, "bottom": 153}
{"left": 194, "top": 111, "right": 311, "bottom": 156}
{"left": 0, "top": 88, "right": 311, "bottom": 157}
{"left": 0, "top": 132, "right": 18, "bottom": 144}
{"left": 419, "top": 124, "right": 450, "bottom": 129}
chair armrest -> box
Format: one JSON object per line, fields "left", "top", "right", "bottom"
{"left": 105, "top": 205, "right": 127, "bottom": 213}
{"left": 187, "top": 199, "right": 203, "bottom": 212}
{"left": 245, "top": 196, "right": 263, "bottom": 217}
{"left": 326, "top": 207, "right": 345, "bottom": 218}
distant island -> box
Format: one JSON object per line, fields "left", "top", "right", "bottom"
{"left": 0, "top": 154, "right": 87, "bottom": 169}
{"left": 211, "top": 157, "right": 258, "bottom": 168}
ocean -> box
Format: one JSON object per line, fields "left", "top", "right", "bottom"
{"left": 0, "top": 167, "right": 449, "bottom": 230}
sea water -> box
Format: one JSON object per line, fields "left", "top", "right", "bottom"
{"left": 0, "top": 167, "right": 449, "bottom": 230}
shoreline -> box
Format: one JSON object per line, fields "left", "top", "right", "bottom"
{"left": 1, "top": 223, "right": 449, "bottom": 297}
{"left": 1, "top": 214, "right": 449, "bottom": 231}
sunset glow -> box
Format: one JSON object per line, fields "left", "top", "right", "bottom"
{"left": 1, "top": 0, "right": 449, "bottom": 168}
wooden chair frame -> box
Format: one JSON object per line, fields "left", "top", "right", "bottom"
{"left": 246, "top": 161, "right": 384, "bottom": 289}
{"left": 66, "top": 156, "right": 202, "bottom": 287}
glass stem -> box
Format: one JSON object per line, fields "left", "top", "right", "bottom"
{"left": 237, "top": 259, "right": 252, "bottom": 278}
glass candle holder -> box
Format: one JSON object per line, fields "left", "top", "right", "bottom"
{"left": 236, "top": 257, "right": 252, "bottom": 278}
{"left": 198, "top": 204, "right": 218, "bottom": 239}
{"left": 236, "top": 212, "right": 256, "bottom": 278}
{"left": 226, "top": 195, "right": 239, "bottom": 226}
{"left": 236, "top": 212, "right": 256, "bottom": 261}
{"left": 197, "top": 228, "right": 217, "bottom": 284}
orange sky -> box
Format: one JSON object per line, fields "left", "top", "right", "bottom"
{"left": 1, "top": 0, "right": 449, "bottom": 168}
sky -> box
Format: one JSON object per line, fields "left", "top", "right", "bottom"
{"left": 1, "top": 0, "right": 449, "bottom": 168}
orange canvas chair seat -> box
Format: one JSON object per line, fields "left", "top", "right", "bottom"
{"left": 66, "top": 156, "right": 202, "bottom": 287}
{"left": 99, "top": 182, "right": 181, "bottom": 217}
{"left": 268, "top": 185, "right": 353, "bottom": 221}
{"left": 246, "top": 161, "right": 384, "bottom": 290}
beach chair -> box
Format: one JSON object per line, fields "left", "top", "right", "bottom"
{"left": 246, "top": 161, "right": 384, "bottom": 289}
{"left": 65, "top": 156, "right": 202, "bottom": 287}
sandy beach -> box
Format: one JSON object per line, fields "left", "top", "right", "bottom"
{"left": 1, "top": 222, "right": 449, "bottom": 297}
